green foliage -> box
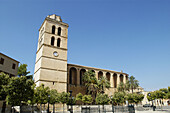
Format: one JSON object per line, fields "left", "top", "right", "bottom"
{"left": 18, "top": 64, "right": 30, "bottom": 77}
{"left": 147, "top": 92, "right": 156, "bottom": 101}
{"left": 6, "top": 76, "right": 35, "bottom": 106}
{"left": 82, "top": 95, "right": 93, "bottom": 104}
{"left": 98, "top": 76, "right": 110, "bottom": 93}
{"left": 59, "top": 92, "right": 70, "bottom": 104}
{"left": 111, "top": 92, "right": 125, "bottom": 105}
{"left": 117, "top": 82, "right": 127, "bottom": 92}
{"left": 0, "top": 72, "right": 10, "bottom": 100}
{"left": 95, "top": 93, "right": 110, "bottom": 105}
{"left": 76, "top": 93, "right": 83, "bottom": 101}
{"left": 83, "top": 70, "right": 99, "bottom": 95}
{"left": 126, "top": 76, "right": 139, "bottom": 93}
{"left": 35, "top": 84, "right": 50, "bottom": 104}
{"left": 126, "top": 93, "right": 144, "bottom": 104}
{"left": 49, "top": 89, "right": 59, "bottom": 104}
{"left": 67, "top": 97, "right": 76, "bottom": 105}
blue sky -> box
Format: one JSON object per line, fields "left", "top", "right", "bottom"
{"left": 0, "top": 0, "right": 170, "bottom": 91}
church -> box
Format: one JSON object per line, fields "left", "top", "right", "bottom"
{"left": 34, "top": 14, "right": 129, "bottom": 97}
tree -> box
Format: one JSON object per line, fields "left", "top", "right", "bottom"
{"left": 117, "top": 82, "right": 127, "bottom": 92}
{"left": 76, "top": 93, "right": 83, "bottom": 105}
{"left": 95, "top": 93, "right": 110, "bottom": 110}
{"left": 82, "top": 95, "right": 93, "bottom": 105}
{"left": 0, "top": 72, "right": 10, "bottom": 113}
{"left": 18, "top": 64, "right": 32, "bottom": 78}
{"left": 82, "top": 70, "right": 99, "bottom": 103}
{"left": 111, "top": 92, "right": 125, "bottom": 105}
{"left": 59, "top": 92, "right": 70, "bottom": 113}
{"left": 49, "top": 89, "right": 59, "bottom": 113}
{"left": 6, "top": 76, "right": 35, "bottom": 112}
{"left": 98, "top": 76, "right": 110, "bottom": 94}
{"left": 27, "top": 84, "right": 36, "bottom": 113}
{"left": 35, "top": 84, "right": 50, "bottom": 112}
{"left": 126, "top": 76, "right": 139, "bottom": 93}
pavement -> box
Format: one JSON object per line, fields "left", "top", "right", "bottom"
{"left": 135, "top": 110, "right": 170, "bottom": 113}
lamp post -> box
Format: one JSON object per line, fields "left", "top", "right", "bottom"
{"left": 148, "top": 93, "right": 155, "bottom": 111}
{"left": 69, "top": 90, "right": 73, "bottom": 113}
{"left": 47, "top": 95, "right": 50, "bottom": 113}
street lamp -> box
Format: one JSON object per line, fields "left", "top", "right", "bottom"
{"left": 69, "top": 90, "right": 73, "bottom": 113}
{"left": 47, "top": 95, "right": 50, "bottom": 113}
{"left": 148, "top": 93, "right": 155, "bottom": 111}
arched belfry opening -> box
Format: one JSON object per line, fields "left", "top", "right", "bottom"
{"left": 69, "top": 67, "right": 77, "bottom": 85}
{"left": 52, "top": 25, "right": 55, "bottom": 34}
{"left": 58, "top": 27, "right": 61, "bottom": 36}
{"left": 80, "top": 69, "right": 86, "bottom": 85}
{"left": 120, "top": 74, "right": 123, "bottom": 83}
{"left": 57, "top": 38, "right": 61, "bottom": 47}
{"left": 98, "top": 71, "right": 103, "bottom": 79}
{"left": 51, "top": 37, "right": 55, "bottom": 46}
{"left": 113, "top": 73, "right": 117, "bottom": 88}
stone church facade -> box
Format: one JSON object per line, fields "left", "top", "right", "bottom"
{"left": 34, "top": 14, "right": 129, "bottom": 97}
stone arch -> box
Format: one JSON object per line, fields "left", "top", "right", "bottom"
{"left": 58, "top": 27, "right": 61, "bottom": 36}
{"left": 80, "top": 69, "right": 86, "bottom": 85}
{"left": 57, "top": 38, "right": 61, "bottom": 47}
{"left": 98, "top": 71, "right": 103, "bottom": 79}
{"left": 120, "top": 74, "right": 123, "bottom": 83}
{"left": 113, "top": 73, "right": 117, "bottom": 88}
{"left": 106, "top": 72, "right": 110, "bottom": 82}
{"left": 51, "top": 37, "right": 55, "bottom": 46}
{"left": 69, "top": 67, "right": 77, "bottom": 85}
{"left": 52, "top": 25, "right": 55, "bottom": 34}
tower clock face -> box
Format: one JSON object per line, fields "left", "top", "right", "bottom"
{"left": 53, "top": 51, "right": 59, "bottom": 57}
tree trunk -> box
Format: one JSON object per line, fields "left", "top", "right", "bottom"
{"left": 53, "top": 104, "right": 55, "bottom": 113}
{"left": 1, "top": 101, "right": 6, "bottom": 113}
{"left": 63, "top": 104, "right": 64, "bottom": 113}
{"left": 31, "top": 104, "right": 33, "bottom": 113}
{"left": 40, "top": 104, "right": 42, "bottom": 113}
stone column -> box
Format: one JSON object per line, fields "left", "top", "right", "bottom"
{"left": 103, "top": 72, "right": 106, "bottom": 78}
{"left": 117, "top": 74, "right": 120, "bottom": 88}
{"left": 77, "top": 68, "right": 80, "bottom": 85}
{"left": 110, "top": 73, "right": 113, "bottom": 87}
{"left": 123, "top": 74, "right": 126, "bottom": 84}
{"left": 95, "top": 70, "right": 98, "bottom": 80}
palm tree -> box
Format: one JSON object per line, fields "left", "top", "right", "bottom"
{"left": 82, "top": 70, "right": 99, "bottom": 103}
{"left": 126, "top": 76, "right": 139, "bottom": 93}
{"left": 98, "top": 76, "right": 110, "bottom": 94}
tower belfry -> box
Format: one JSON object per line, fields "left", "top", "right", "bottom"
{"left": 34, "top": 14, "right": 69, "bottom": 92}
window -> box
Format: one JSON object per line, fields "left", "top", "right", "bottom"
{"left": 57, "top": 38, "right": 61, "bottom": 47}
{"left": 51, "top": 37, "right": 55, "bottom": 46}
{"left": 52, "top": 25, "right": 55, "bottom": 34}
{"left": 58, "top": 27, "right": 61, "bottom": 36}
{"left": 0, "top": 58, "right": 4, "bottom": 65}
{"left": 12, "top": 63, "right": 16, "bottom": 69}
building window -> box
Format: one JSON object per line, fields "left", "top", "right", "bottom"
{"left": 51, "top": 37, "right": 55, "bottom": 46}
{"left": 52, "top": 25, "right": 55, "bottom": 34}
{"left": 58, "top": 27, "right": 61, "bottom": 36}
{"left": 0, "top": 58, "right": 4, "bottom": 65}
{"left": 12, "top": 63, "right": 16, "bottom": 69}
{"left": 57, "top": 38, "right": 61, "bottom": 47}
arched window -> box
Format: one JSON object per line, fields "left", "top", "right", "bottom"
{"left": 113, "top": 73, "right": 117, "bottom": 88}
{"left": 52, "top": 25, "right": 55, "bottom": 34}
{"left": 58, "top": 27, "right": 61, "bottom": 36}
{"left": 98, "top": 71, "right": 103, "bottom": 79}
{"left": 57, "top": 38, "right": 61, "bottom": 47}
{"left": 69, "top": 67, "right": 77, "bottom": 85}
{"left": 80, "top": 69, "right": 86, "bottom": 85}
{"left": 51, "top": 37, "right": 55, "bottom": 46}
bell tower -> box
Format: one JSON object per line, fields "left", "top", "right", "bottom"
{"left": 34, "top": 14, "right": 69, "bottom": 92}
